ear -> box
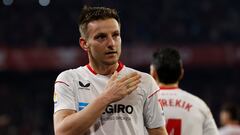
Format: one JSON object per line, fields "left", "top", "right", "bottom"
{"left": 150, "top": 65, "right": 159, "bottom": 81}
{"left": 179, "top": 68, "right": 184, "bottom": 81}
{"left": 79, "top": 37, "right": 88, "bottom": 51}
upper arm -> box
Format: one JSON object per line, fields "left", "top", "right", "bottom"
{"left": 54, "top": 71, "right": 76, "bottom": 113}
{"left": 202, "top": 106, "right": 219, "bottom": 135}
{"left": 54, "top": 109, "right": 76, "bottom": 133}
{"left": 143, "top": 74, "right": 165, "bottom": 128}
{"left": 198, "top": 99, "right": 218, "bottom": 135}
{"left": 147, "top": 127, "right": 168, "bottom": 135}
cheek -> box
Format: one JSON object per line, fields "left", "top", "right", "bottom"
{"left": 118, "top": 44, "right": 121, "bottom": 50}
{"left": 117, "top": 40, "right": 121, "bottom": 51}
{"left": 90, "top": 45, "right": 103, "bottom": 56}
{"left": 118, "top": 38, "right": 122, "bottom": 46}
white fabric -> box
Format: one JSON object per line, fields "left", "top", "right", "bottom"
{"left": 54, "top": 65, "right": 165, "bottom": 135}
{"left": 219, "top": 125, "right": 240, "bottom": 135}
{"left": 158, "top": 88, "right": 219, "bottom": 135}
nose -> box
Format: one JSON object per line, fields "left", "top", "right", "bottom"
{"left": 107, "top": 36, "right": 115, "bottom": 48}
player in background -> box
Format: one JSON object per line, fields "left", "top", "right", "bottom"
{"left": 219, "top": 103, "right": 240, "bottom": 135}
{"left": 150, "top": 48, "right": 219, "bottom": 135}
{"left": 53, "top": 6, "right": 167, "bottom": 135}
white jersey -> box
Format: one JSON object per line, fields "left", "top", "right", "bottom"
{"left": 158, "top": 87, "right": 219, "bottom": 135}
{"left": 219, "top": 125, "right": 240, "bottom": 135}
{"left": 54, "top": 63, "right": 165, "bottom": 135}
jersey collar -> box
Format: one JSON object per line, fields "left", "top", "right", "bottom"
{"left": 86, "top": 61, "right": 124, "bottom": 75}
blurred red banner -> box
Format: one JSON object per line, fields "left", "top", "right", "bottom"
{"left": 0, "top": 45, "right": 240, "bottom": 71}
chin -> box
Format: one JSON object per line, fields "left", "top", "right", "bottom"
{"left": 103, "top": 59, "right": 118, "bottom": 65}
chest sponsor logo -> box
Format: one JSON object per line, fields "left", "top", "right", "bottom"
{"left": 103, "top": 104, "right": 134, "bottom": 114}
{"left": 78, "top": 103, "right": 134, "bottom": 114}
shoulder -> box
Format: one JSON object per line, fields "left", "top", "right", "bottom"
{"left": 219, "top": 125, "right": 240, "bottom": 135}
{"left": 219, "top": 126, "right": 228, "bottom": 134}
{"left": 219, "top": 126, "right": 234, "bottom": 135}
{"left": 57, "top": 69, "right": 75, "bottom": 79}
{"left": 181, "top": 89, "right": 212, "bottom": 115}
{"left": 56, "top": 66, "right": 85, "bottom": 81}
{"left": 124, "top": 66, "right": 155, "bottom": 83}
{"left": 180, "top": 90, "right": 205, "bottom": 104}
{"left": 124, "top": 67, "right": 159, "bottom": 96}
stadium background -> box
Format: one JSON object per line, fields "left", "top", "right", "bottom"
{"left": 0, "top": 0, "right": 240, "bottom": 134}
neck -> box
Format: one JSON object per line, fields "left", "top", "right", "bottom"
{"left": 226, "top": 121, "right": 240, "bottom": 126}
{"left": 89, "top": 62, "right": 119, "bottom": 75}
{"left": 159, "top": 82, "right": 179, "bottom": 88}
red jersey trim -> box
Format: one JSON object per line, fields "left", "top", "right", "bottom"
{"left": 116, "top": 61, "right": 124, "bottom": 72}
{"left": 86, "top": 64, "right": 97, "bottom": 75}
{"left": 55, "top": 81, "right": 70, "bottom": 87}
{"left": 148, "top": 89, "right": 160, "bottom": 99}
{"left": 160, "top": 86, "right": 178, "bottom": 90}
{"left": 86, "top": 61, "right": 124, "bottom": 75}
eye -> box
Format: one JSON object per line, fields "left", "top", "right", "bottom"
{"left": 112, "top": 32, "right": 120, "bottom": 38}
{"left": 94, "top": 33, "right": 107, "bottom": 41}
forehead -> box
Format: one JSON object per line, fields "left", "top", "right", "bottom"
{"left": 87, "top": 18, "right": 120, "bottom": 36}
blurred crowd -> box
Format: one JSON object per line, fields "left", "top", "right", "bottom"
{"left": 0, "top": 72, "right": 54, "bottom": 135}
{"left": 0, "top": 0, "right": 240, "bottom": 47}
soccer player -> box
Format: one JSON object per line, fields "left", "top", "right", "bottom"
{"left": 53, "top": 6, "right": 167, "bottom": 135}
{"left": 219, "top": 103, "right": 240, "bottom": 135}
{"left": 150, "top": 48, "right": 219, "bottom": 135}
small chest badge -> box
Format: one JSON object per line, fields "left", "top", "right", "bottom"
{"left": 78, "top": 80, "right": 91, "bottom": 90}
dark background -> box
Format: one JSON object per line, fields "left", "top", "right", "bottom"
{"left": 0, "top": 0, "right": 240, "bottom": 134}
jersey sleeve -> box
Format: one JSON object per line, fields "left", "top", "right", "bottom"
{"left": 201, "top": 102, "right": 219, "bottom": 135}
{"left": 143, "top": 74, "right": 166, "bottom": 129}
{"left": 54, "top": 71, "right": 76, "bottom": 113}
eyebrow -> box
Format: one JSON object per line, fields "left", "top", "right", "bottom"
{"left": 94, "top": 32, "right": 107, "bottom": 38}
{"left": 94, "top": 30, "right": 120, "bottom": 37}
{"left": 113, "top": 30, "right": 120, "bottom": 34}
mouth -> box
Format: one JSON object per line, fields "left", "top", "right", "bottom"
{"left": 105, "top": 51, "right": 117, "bottom": 55}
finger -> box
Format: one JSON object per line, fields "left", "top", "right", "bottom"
{"left": 126, "top": 79, "right": 140, "bottom": 93}
{"left": 128, "top": 79, "right": 141, "bottom": 88}
{"left": 127, "top": 84, "right": 139, "bottom": 95}
{"left": 122, "top": 73, "right": 141, "bottom": 85}
{"left": 125, "top": 79, "right": 140, "bottom": 95}
{"left": 119, "top": 72, "right": 139, "bottom": 83}
{"left": 110, "top": 71, "right": 118, "bottom": 81}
